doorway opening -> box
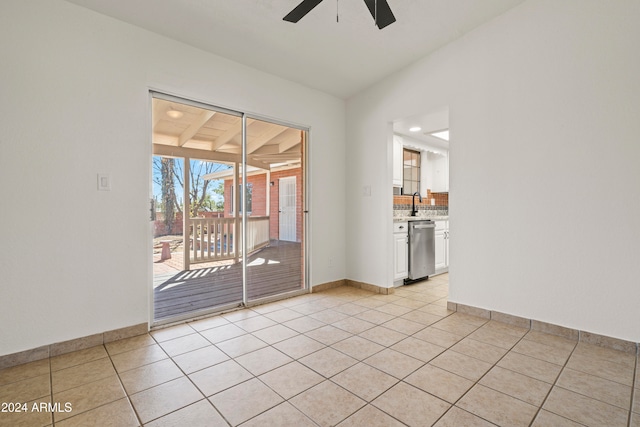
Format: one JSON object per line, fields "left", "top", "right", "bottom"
{"left": 392, "top": 107, "right": 450, "bottom": 282}
{"left": 151, "top": 93, "right": 308, "bottom": 324}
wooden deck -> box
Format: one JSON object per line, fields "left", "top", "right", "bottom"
{"left": 153, "top": 240, "right": 303, "bottom": 321}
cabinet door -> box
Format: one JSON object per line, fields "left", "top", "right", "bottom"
{"left": 393, "top": 233, "right": 408, "bottom": 280}
{"left": 392, "top": 137, "right": 403, "bottom": 187}
{"left": 435, "top": 229, "right": 447, "bottom": 271}
{"left": 431, "top": 153, "right": 449, "bottom": 193}
{"left": 445, "top": 230, "right": 449, "bottom": 268}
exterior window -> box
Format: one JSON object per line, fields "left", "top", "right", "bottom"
{"left": 403, "top": 148, "right": 420, "bottom": 195}
{"left": 230, "top": 183, "right": 253, "bottom": 214}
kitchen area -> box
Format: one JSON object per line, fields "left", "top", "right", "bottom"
{"left": 392, "top": 108, "right": 449, "bottom": 287}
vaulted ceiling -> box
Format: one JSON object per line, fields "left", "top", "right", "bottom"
{"left": 65, "top": 0, "right": 526, "bottom": 99}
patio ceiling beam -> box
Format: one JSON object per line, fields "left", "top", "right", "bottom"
{"left": 278, "top": 130, "right": 302, "bottom": 153}
{"left": 153, "top": 144, "right": 265, "bottom": 169}
{"left": 251, "top": 145, "right": 280, "bottom": 155}
{"left": 247, "top": 124, "right": 289, "bottom": 154}
{"left": 252, "top": 142, "right": 301, "bottom": 156}
{"left": 210, "top": 118, "right": 255, "bottom": 151}
{"left": 178, "top": 110, "right": 216, "bottom": 147}
{"left": 249, "top": 154, "right": 301, "bottom": 164}
{"left": 153, "top": 133, "right": 213, "bottom": 148}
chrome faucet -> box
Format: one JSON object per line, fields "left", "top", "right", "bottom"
{"left": 411, "top": 191, "right": 422, "bottom": 216}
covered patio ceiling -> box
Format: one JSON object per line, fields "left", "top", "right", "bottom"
{"left": 152, "top": 98, "right": 302, "bottom": 170}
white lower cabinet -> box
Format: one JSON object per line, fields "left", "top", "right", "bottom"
{"left": 435, "top": 220, "right": 449, "bottom": 274}
{"left": 393, "top": 222, "right": 408, "bottom": 281}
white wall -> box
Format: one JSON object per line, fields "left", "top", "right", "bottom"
{"left": 347, "top": 0, "right": 640, "bottom": 341}
{"left": 0, "top": 0, "right": 346, "bottom": 356}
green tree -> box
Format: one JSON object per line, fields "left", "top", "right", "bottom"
{"left": 173, "top": 160, "right": 229, "bottom": 217}
{"left": 157, "top": 157, "right": 178, "bottom": 234}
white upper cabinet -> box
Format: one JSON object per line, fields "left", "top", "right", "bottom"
{"left": 426, "top": 152, "right": 449, "bottom": 193}
{"left": 393, "top": 135, "right": 403, "bottom": 187}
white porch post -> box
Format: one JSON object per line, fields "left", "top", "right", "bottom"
{"left": 183, "top": 158, "right": 190, "bottom": 271}
{"left": 233, "top": 161, "right": 239, "bottom": 264}
{"left": 241, "top": 114, "right": 248, "bottom": 305}
{"left": 266, "top": 170, "right": 271, "bottom": 234}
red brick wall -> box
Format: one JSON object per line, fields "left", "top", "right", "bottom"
{"left": 153, "top": 212, "right": 184, "bottom": 236}
{"left": 223, "top": 174, "right": 269, "bottom": 217}
{"left": 393, "top": 190, "right": 448, "bottom": 207}
{"left": 223, "top": 167, "right": 303, "bottom": 242}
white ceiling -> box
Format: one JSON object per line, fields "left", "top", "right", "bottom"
{"left": 394, "top": 107, "right": 450, "bottom": 150}
{"left": 65, "top": 0, "right": 525, "bottom": 99}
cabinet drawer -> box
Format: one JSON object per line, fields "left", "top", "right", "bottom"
{"left": 434, "top": 220, "right": 448, "bottom": 231}
{"left": 393, "top": 222, "right": 408, "bottom": 233}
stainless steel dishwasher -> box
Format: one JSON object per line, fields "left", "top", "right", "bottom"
{"left": 406, "top": 220, "right": 436, "bottom": 282}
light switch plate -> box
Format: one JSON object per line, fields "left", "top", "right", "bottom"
{"left": 97, "top": 173, "right": 111, "bottom": 191}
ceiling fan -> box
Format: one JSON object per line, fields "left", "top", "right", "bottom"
{"left": 283, "top": 0, "right": 396, "bottom": 29}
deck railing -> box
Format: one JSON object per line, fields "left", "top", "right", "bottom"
{"left": 188, "top": 216, "right": 270, "bottom": 264}
{"left": 245, "top": 217, "right": 270, "bottom": 254}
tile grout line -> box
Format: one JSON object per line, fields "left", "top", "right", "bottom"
{"left": 189, "top": 315, "right": 350, "bottom": 426}
{"left": 127, "top": 330, "right": 182, "bottom": 425}
{"left": 318, "top": 309, "right": 417, "bottom": 425}
{"left": 527, "top": 337, "right": 580, "bottom": 427}
{"left": 2, "top": 281, "right": 568, "bottom": 427}
{"left": 200, "top": 294, "right": 365, "bottom": 426}
{"left": 318, "top": 286, "right": 454, "bottom": 425}
{"left": 48, "top": 353, "right": 54, "bottom": 427}
{"left": 538, "top": 341, "right": 637, "bottom": 420}
{"left": 429, "top": 318, "right": 531, "bottom": 427}
{"left": 48, "top": 345, "right": 144, "bottom": 426}
{"left": 2, "top": 280, "right": 448, "bottom": 426}
{"left": 328, "top": 298, "right": 482, "bottom": 426}
{"left": 170, "top": 349, "right": 236, "bottom": 427}
{"left": 21, "top": 278, "right": 634, "bottom": 427}
{"left": 105, "top": 344, "right": 145, "bottom": 427}
{"left": 628, "top": 350, "right": 637, "bottom": 427}
{"left": 230, "top": 287, "right": 447, "bottom": 426}
{"left": 147, "top": 324, "right": 234, "bottom": 427}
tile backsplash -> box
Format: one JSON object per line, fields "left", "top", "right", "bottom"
{"left": 393, "top": 191, "right": 448, "bottom": 217}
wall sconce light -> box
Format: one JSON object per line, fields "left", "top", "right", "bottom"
{"left": 270, "top": 181, "right": 275, "bottom": 187}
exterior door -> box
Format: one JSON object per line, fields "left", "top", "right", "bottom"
{"left": 278, "top": 176, "right": 297, "bottom": 242}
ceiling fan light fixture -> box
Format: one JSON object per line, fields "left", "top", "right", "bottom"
{"left": 284, "top": 0, "right": 396, "bottom": 29}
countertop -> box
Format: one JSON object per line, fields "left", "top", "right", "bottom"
{"left": 393, "top": 215, "right": 449, "bottom": 222}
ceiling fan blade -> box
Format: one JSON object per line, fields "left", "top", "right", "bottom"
{"left": 283, "top": 0, "right": 325, "bottom": 23}
{"left": 362, "top": 0, "right": 396, "bottom": 29}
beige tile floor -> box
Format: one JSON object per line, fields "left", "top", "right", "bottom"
{"left": 1, "top": 274, "right": 639, "bottom": 426}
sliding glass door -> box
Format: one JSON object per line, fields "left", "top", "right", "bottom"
{"left": 151, "top": 93, "right": 307, "bottom": 324}
{"left": 243, "top": 119, "right": 306, "bottom": 303}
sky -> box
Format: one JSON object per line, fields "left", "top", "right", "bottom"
{"left": 152, "top": 157, "right": 231, "bottom": 209}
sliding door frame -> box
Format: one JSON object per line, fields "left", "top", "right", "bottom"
{"left": 149, "top": 91, "right": 310, "bottom": 325}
